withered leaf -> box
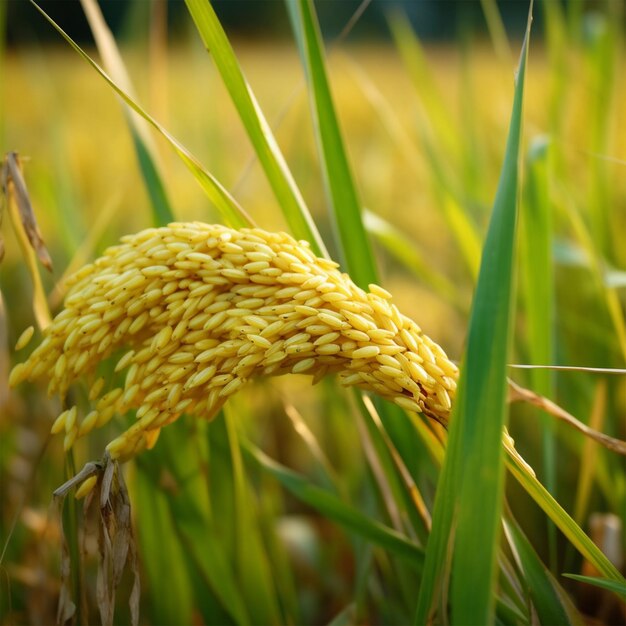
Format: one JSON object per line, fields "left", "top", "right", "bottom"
{"left": 2, "top": 152, "right": 53, "bottom": 271}
{"left": 94, "top": 457, "right": 140, "bottom": 626}
{"left": 54, "top": 456, "right": 141, "bottom": 626}
{"left": 54, "top": 498, "right": 77, "bottom": 625}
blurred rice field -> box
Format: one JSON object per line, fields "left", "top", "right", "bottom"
{"left": 2, "top": 3, "right": 626, "bottom": 624}
{"left": 4, "top": 38, "right": 626, "bottom": 345}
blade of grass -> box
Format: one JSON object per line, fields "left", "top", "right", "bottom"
{"left": 386, "top": 15, "right": 483, "bottom": 281}
{"left": 133, "top": 465, "right": 195, "bottom": 626}
{"left": 135, "top": 420, "right": 251, "bottom": 626}
{"left": 285, "top": 0, "right": 377, "bottom": 288}
{"left": 183, "top": 0, "right": 327, "bottom": 258}
{"left": 563, "top": 574, "right": 626, "bottom": 599}
{"left": 521, "top": 136, "right": 558, "bottom": 570}
{"left": 244, "top": 440, "right": 424, "bottom": 569}
{"left": 29, "top": 0, "right": 252, "bottom": 230}
{"left": 79, "top": 0, "right": 174, "bottom": 226}
{"left": 504, "top": 514, "right": 582, "bottom": 625}
{"left": 448, "top": 14, "right": 531, "bottom": 620}
{"left": 414, "top": 7, "right": 532, "bottom": 623}
{"left": 505, "top": 448, "right": 625, "bottom": 583}
{"left": 385, "top": 10, "right": 461, "bottom": 160}
{"left": 479, "top": 0, "right": 513, "bottom": 64}
{"left": 223, "top": 406, "right": 282, "bottom": 624}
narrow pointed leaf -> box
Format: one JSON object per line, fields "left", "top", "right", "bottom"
{"left": 505, "top": 450, "right": 625, "bottom": 584}
{"left": 183, "top": 0, "right": 327, "bottom": 257}
{"left": 285, "top": 0, "right": 377, "bottom": 288}
{"left": 30, "top": 0, "right": 252, "bottom": 229}
{"left": 414, "top": 6, "right": 533, "bottom": 624}
{"left": 504, "top": 515, "right": 581, "bottom": 625}
{"left": 563, "top": 574, "right": 626, "bottom": 599}
{"left": 245, "top": 441, "right": 424, "bottom": 569}
{"left": 449, "top": 12, "right": 532, "bottom": 622}
{"left": 79, "top": 0, "right": 174, "bottom": 226}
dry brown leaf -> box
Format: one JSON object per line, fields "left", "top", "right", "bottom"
{"left": 508, "top": 378, "right": 626, "bottom": 455}
{"left": 2, "top": 153, "right": 53, "bottom": 271}
{"left": 54, "top": 455, "right": 141, "bottom": 626}
{"left": 54, "top": 498, "right": 77, "bottom": 626}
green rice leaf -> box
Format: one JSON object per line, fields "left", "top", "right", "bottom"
{"left": 562, "top": 574, "right": 626, "bottom": 599}
{"left": 386, "top": 11, "right": 460, "bottom": 160}
{"left": 504, "top": 515, "right": 582, "bottom": 625}
{"left": 285, "top": 0, "right": 378, "bottom": 288}
{"left": 223, "top": 408, "right": 282, "bottom": 624}
{"left": 505, "top": 450, "right": 625, "bottom": 584}
{"left": 183, "top": 0, "right": 327, "bottom": 258}
{"left": 521, "top": 136, "right": 557, "bottom": 568}
{"left": 244, "top": 440, "right": 424, "bottom": 569}
{"left": 29, "top": 0, "right": 252, "bottom": 230}
{"left": 414, "top": 6, "right": 533, "bottom": 623}
{"left": 129, "top": 126, "right": 174, "bottom": 227}
{"left": 386, "top": 13, "right": 483, "bottom": 281}
{"left": 79, "top": 0, "right": 174, "bottom": 227}
{"left": 479, "top": 0, "right": 513, "bottom": 64}
{"left": 135, "top": 421, "right": 251, "bottom": 626}
{"left": 133, "top": 465, "right": 195, "bottom": 626}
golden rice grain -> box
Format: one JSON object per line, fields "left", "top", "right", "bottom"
{"left": 15, "top": 326, "right": 35, "bottom": 351}
{"left": 74, "top": 475, "right": 98, "bottom": 500}
{"left": 79, "top": 410, "right": 100, "bottom": 437}
{"left": 10, "top": 223, "right": 458, "bottom": 461}
{"left": 352, "top": 346, "right": 380, "bottom": 359}
{"left": 51, "top": 409, "right": 71, "bottom": 435}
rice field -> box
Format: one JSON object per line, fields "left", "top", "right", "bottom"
{"left": 1, "top": 1, "right": 625, "bottom": 625}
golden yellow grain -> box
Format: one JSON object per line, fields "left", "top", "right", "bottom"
{"left": 186, "top": 365, "right": 217, "bottom": 389}
{"left": 248, "top": 334, "right": 272, "bottom": 349}
{"left": 74, "top": 475, "right": 98, "bottom": 500}
{"left": 63, "top": 430, "right": 77, "bottom": 452}
{"left": 15, "top": 326, "right": 35, "bottom": 351}
{"left": 8, "top": 363, "right": 27, "bottom": 387}
{"left": 352, "top": 346, "right": 380, "bottom": 359}
{"left": 10, "top": 223, "right": 459, "bottom": 460}
{"left": 368, "top": 284, "right": 392, "bottom": 299}
{"left": 51, "top": 409, "right": 71, "bottom": 435}
{"left": 394, "top": 396, "right": 422, "bottom": 413}
{"left": 89, "top": 377, "right": 106, "bottom": 401}
{"left": 316, "top": 343, "right": 341, "bottom": 355}
{"left": 79, "top": 410, "right": 100, "bottom": 437}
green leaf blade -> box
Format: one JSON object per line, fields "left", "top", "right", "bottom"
{"left": 183, "top": 0, "right": 327, "bottom": 257}
{"left": 414, "top": 7, "right": 533, "bottom": 624}
{"left": 245, "top": 441, "right": 424, "bottom": 569}
{"left": 286, "top": 0, "right": 378, "bottom": 288}
{"left": 449, "top": 19, "right": 531, "bottom": 624}
{"left": 504, "top": 516, "right": 580, "bottom": 625}
{"left": 29, "top": 0, "right": 252, "bottom": 230}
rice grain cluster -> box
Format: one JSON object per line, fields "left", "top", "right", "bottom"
{"left": 10, "top": 223, "right": 458, "bottom": 461}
